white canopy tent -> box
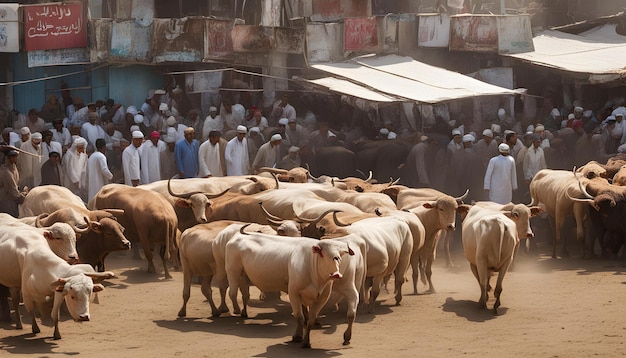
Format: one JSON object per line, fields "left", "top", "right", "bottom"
{"left": 504, "top": 24, "right": 626, "bottom": 84}
{"left": 306, "top": 54, "right": 522, "bottom": 103}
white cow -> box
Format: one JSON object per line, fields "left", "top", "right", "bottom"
{"left": 224, "top": 233, "right": 354, "bottom": 348}
{"left": 177, "top": 221, "right": 298, "bottom": 318}
{"left": 462, "top": 205, "right": 520, "bottom": 314}
{"left": 0, "top": 223, "right": 83, "bottom": 333}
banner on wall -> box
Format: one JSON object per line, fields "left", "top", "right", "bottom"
{"left": 24, "top": 3, "right": 87, "bottom": 51}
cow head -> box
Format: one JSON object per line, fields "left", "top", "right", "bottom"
{"left": 43, "top": 223, "right": 79, "bottom": 263}
{"left": 577, "top": 161, "right": 607, "bottom": 179}
{"left": 50, "top": 271, "right": 114, "bottom": 322}
{"left": 501, "top": 204, "right": 542, "bottom": 239}
{"left": 299, "top": 210, "right": 348, "bottom": 239}
{"left": 84, "top": 217, "right": 131, "bottom": 252}
{"left": 168, "top": 176, "right": 229, "bottom": 223}
{"left": 422, "top": 196, "right": 459, "bottom": 230}
{"left": 312, "top": 240, "right": 354, "bottom": 280}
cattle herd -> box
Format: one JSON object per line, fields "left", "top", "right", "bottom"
{"left": 0, "top": 158, "right": 625, "bottom": 348}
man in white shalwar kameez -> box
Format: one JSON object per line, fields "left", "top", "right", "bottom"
{"left": 225, "top": 125, "right": 249, "bottom": 176}
{"left": 198, "top": 130, "right": 227, "bottom": 177}
{"left": 81, "top": 112, "right": 107, "bottom": 151}
{"left": 122, "top": 131, "right": 143, "bottom": 187}
{"left": 17, "top": 132, "right": 42, "bottom": 188}
{"left": 87, "top": 139, "right": 113, "bottom": 201}
{"left": 484, "top": 143, "right": 518, "bottom": 204}
{"left": 63, "top": 136, "right": 88, "bottom": 201}
{"left": 140, "top": 131, "right": 166, "bottom": 184}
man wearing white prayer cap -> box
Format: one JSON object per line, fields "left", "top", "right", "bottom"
{"left": 278, "top": 145, "right": 301, "bottom": 170}
{"left": 484, "top": 142, "right": 517, "bottom": 204}
{"left": 252, "top": 132, "right": 282, "bottom": 173}
{"left": 224, "top": 125, "right": 250, "bottom": 176}
{"left": 122, "top": 131, "right": 143, "bottom": 186}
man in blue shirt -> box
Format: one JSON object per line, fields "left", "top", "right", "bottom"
{"left": 174, "top": 127, "right": 199, "bottom": 178}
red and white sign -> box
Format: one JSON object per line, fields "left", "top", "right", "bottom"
{"left": 24, "top": 3, "right": 87, "bottom": 51}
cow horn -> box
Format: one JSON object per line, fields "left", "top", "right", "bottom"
{"left": 168, "top": 176, "right": 200, "bottom": 198}
{"left": 306, "top": 164, "right": 320, "bottom": 181}
{"left": 271, "top": 172, "right": 279, "bottom": 189}
{"left": 259, "top": 167, "right": 288, "bottom": 175}
{"left": 204, "top": 188, "right": 230, "bottom": 199}
{"left": 295, "top": 209, "right": 339, "bottom": 226}
{"left": 365, "top": 171, "right": 373, "bottom": 183}
{"left": 258, "top": 201, "right": 285, "bottom": 226}
{"left": 332, "top": 211, "right": 351, "bottom": 227}
{"left": 455, "top": 189, "right": 470, "bottom": 203}
{"left": 565, "top": 188, "right": 594, "bottom": 204}
{"left": 390, "top": 177, "right": 401, "bottom": 186}
{"left": 35, "top": 213, "right": 50, "bottom": 228}
{"left": 577, "top": 177, "right": 595, "bottom": 200}
{"left": 239, "top": 223, "right": 252, "bottom": 235}
{"left": 102, "top": 209, "right": 125, "bottom": 216}
{"left": 84, "top": 271, "right": 115, "bottom": 283}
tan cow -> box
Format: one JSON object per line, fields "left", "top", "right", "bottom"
{"left": 462, "top": 205, "right": 521, "bottom": 314}
{"left": 529, "top": 168, "right": 607, "bottom": 258}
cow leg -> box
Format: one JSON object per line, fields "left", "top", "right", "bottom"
{"left": 476, "top": 259, "right": 489, "bottom": 309}
{"left": 159, "top": 245, "right": 172, "bottom": 279}
{"left": 340, "top": 285, "right": 359, "bottom": 345}
{"left": 238, "top": 276, "right": 250, "bottom": 319}
{"left": 553, "top": 213, "right": 567, "bottom": 258}
{"left": 22, "top": 294, "right": 39, "bottom": 335}
{"left": 302, "top": 285, "right": 332, "bottom": 349}
{"left": 9, "top": 287, "right": 22, "bottom": 329}
{"left": 139, "top": 235, "right": 156, "bottom": 274}
{"left": 178, "top": 263, "right": 193, "bottom": 317}
{"left": 425, "top": 256, "right": 436, "bottom": 293}
{"left": 362, "top": 276, "right": 372, "bottom": 307}
{"left": 288, "top": 291, "right": 304, "bottom": 344}
{"left": 493, "top": 262, "right": 511, "bottom": 315}
{"left": 225, "top": 259, "right": 244, "bottom": 316}
{"left": 0, "top": 285, "right": 10, "bottom": 322}
{"left": 200, "top": 275, "right": 221, "bottom": 318}
{"left": 410, "top": 253, "right": 420, "bottom": 295}
{"left": 368, "top": 275, "right": 384, "bottom": 313}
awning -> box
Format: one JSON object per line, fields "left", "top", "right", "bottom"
{"left": 504, "top": 24, "right": 626, "bottom": 84}
{"left": 307, "top": 54, "right": 521, "bottom": 104}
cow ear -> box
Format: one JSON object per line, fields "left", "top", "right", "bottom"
{"left": 43, "top": 231, "right": 54, "bottom": 241}
{"left": 312, "top": 245, "right": 323, "bottom": 257}
{"left": 422, "top": 202, "right": 434, "bottom": 209}
{"left": 347, "top": 245, "right": 355, "bottom": 256}
{"left": 50, "top": 278, "right": 67, "bottom": 293}
{"left": 92, "top": 284, "right": 105, "bottom": 293}
{"left": 503, "top": 211, "right": 519, "bottom": 219}
{"left": 355, "top": 185, "right": 364, "bottom": 192}
{"left": 530, "top": 206, "right": 543, "bottom": 217}
{"left": 90, "top": 221, "right": 103, "bottom": 234}
{"left": 175, "top": 199, "right": 192, "bottom": 208}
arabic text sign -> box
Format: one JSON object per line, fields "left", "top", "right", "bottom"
{"left": 24, "top": 3, "right": 87, "bottom": 51}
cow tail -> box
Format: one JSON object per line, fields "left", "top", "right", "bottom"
{"left": 497, "top": 218, "right": 505, "bottom": 265}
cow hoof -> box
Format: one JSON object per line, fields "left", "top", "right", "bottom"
{"left": 177, "top": 310, "right": 186, "bottom": 318}
{"left": 343, "top": 340, "right": 351, "bottom": 346}
{"left": 301, "top": 342, "right": 311, "bottom": 349}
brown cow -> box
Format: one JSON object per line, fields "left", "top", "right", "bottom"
{"left": 89, "top": 184, "right": 178, "bottom": 279}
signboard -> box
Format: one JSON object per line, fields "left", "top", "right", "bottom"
{"left": 27, "top": 47, "right": 89, "bottom": 67}
{"left": 24, "top": 3, "right": 87, "bottom": 51}
{"left": 152, "top": 17, "right": 204, "bottom": 63}
{"left": 344, "top": 17, "right": 378, "bottom": 52}
{"left": 110, "top": 20, "right": 152, "bottom": 62}
{"left": 0, "top": 4, "right": 19, "bottom": 53}
{"left": 311, "top": 0, "right": 370, "bottom": 22}
{"left": 450, "top": 15, "right": 534, "bottom": 54}
{"left": 418, "top": 14, "right": 450, "bottom": 48}
{"left": 231, "top": 25, "right": 304, "bottom": 54}
{"left": 205, "top": 19, "right": 235, "bottom": 59}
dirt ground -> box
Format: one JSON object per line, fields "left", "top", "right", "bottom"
{"left": 1, "top": 233, "right": 625, "bottom": 358}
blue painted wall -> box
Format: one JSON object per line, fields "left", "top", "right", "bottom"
{"left": 107, "top": 65, "right": 163, "bottom": 109}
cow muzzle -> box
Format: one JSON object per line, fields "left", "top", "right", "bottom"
{"left": 67, "top": 256, "right": 80, "bottom": 265}
{"left": 447, "top": 224, "right": 455, "bottom": 230}
{"left": 76, "top": 315, "right": 90, "bottom": 322}
{"left": 329, "top": 272, "right": 343, "bottom": 280}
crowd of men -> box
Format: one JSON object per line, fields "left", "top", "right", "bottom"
{"left": 1, "top": 81, "right": 624, "bottom": 218}
{"left": 409, "top": 102, "right": 626, "bottom": 204}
